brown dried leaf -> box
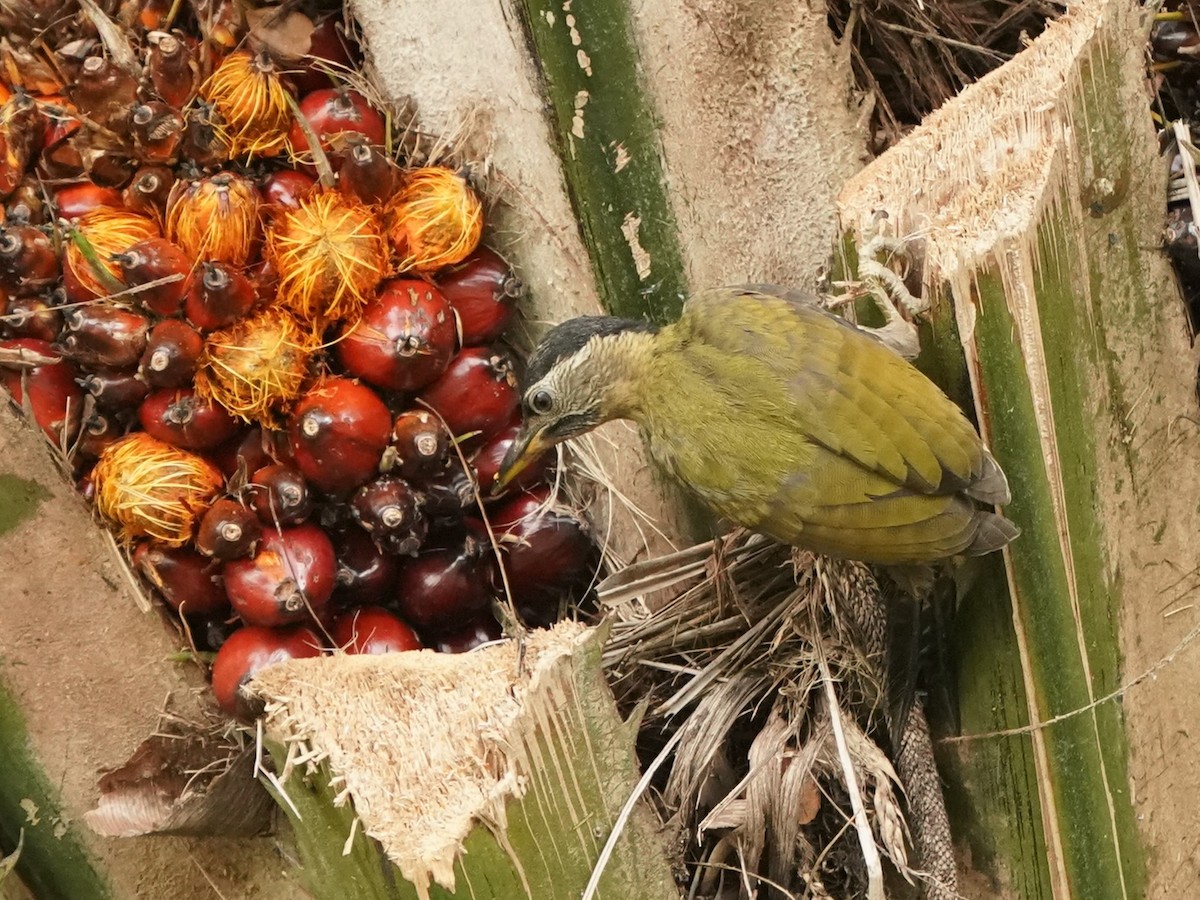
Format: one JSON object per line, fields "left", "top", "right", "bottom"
{"left": 246, "top": 6, "right": 314, "bottom": 61}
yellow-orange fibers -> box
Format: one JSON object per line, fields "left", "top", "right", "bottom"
{"left": 194, "top": 307, "right": 319, "bottom": 426}
{"left": 166, "top": 171, "right": 261, "bottom": 267}
{"left": 385, "top": 167, "right": 483, "bottom": 274}
{"left": 65, "top": 208, "right": 160, "bottom": 298}
{"left": 266, "top": 190, "right": 387, "bottom": 328}
{"left": 200, "top": 50, "right": 291, "bottom": 160}
{"left": 93, "top": 433, "right": 223, "bottom": 546}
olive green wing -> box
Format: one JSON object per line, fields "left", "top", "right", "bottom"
{"left": 680, "top": 285, "right": 1004, "bottom": 501}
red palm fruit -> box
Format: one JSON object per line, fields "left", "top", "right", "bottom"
{"left": 432, "top": 613, "right": 502, "bottom": 653}
{"left": 0, "top": 225, "right": 57, "bottom": 290}
{"left": 165, "top": 172, "right": 261, "bottom": 267}
{"left": 80, "top": 370, "right": 149, "bottom": 411}
{"left": 333, "top": 606, "right": 421, "bottom": 655}
{"left": 122, "top": 165, "right": 175, "bottom": 217}
{"left": 333, "top": 529, "right": 398, "bottom": 605}
{"left": 492, "top": 491, "right": 598, "bottom": 599}
{"left": 137, "top": 0, "right": 173, "bottom": 32}
{"left": 288, "top": 89, "right": 385, "bottom": 166}
{"left": 262, "top": 168, "right": 316, "bottom": 210}
{"left": 63, "top": 208, "right": 160, "bottom": 302}
{"left": 350, "top": 476, "right": 427, "bottom": 556}
{"left": 337, "top": 141, "right": 399, "bottom": 205}
{"left": 417, "top": 463, "right": 474, "bottom": 523}
{"left": 0, "top": 94, "right": 40, "bottom": 199}
{"left": 133, "top": 542, "right": 228, "bottom": 616}
{"left": 75, "top": 412, "right": 123, "bottom": 458}
{"left": 179, "top": 105, "right": 225, "bottom": 169}
{"left": 146, "top": 33, "right": 199, "bottom": 109}
{"left": 6, "top": 178, "right": 45, "bottom": 224}
{"left": 249, "top": 463, "right": 313, "bottom": 526}
{"left": 58, "top": 305, "right": 143, "bottom": 362}
{"left": 289, "top": 377, "right": 391, "bottom": 495}
{"left": 385, "top": 167, "right": 483, "bottom": 274}
{"left": 417, "top": 346, "right": 518, "bottom": 442}
{"left": 72, "top": 56, "right": 138, "bottom": 132}
{"left": 185, "top": 261, "right": 257, "bottom": 331}
{"left": 336, "top": 279, "right": 457, "bottom": 393}
{"left": 291, "top": 17, "right": 354, "bottom": 95}
{"left": 210, "top": 624, "right": 321, "bottom": 721}
{"left": 114, "top": 237, "right": 195, "bottom": 316}
{"left": 3, "top": 294, "right": 61, "bottom": 343}
{"left": 391, "top": 534, "right": 493, "bottom": 630}
{"left": 59, "top": 305, "right": 150, "bottom": 369}
{"left": 223, "top": 523, "right": 336, "bottom": 626}
{"left": 196, "top": 497, "right": 262, "bottom": 560}
{"left": 209, "top": 426, "right": 273, "bottom": 479}
{"left": 0, "top": 338, "right": 82, "bottom": 445}
{"left": 140, "top": 319, "right": 203, "bottom": 389}
{"left": 53, "top": 183, "right": 123, "bottom": 221}
{"left": 139, "top": 387, "right": 239, "bottom": 450}
{"left": 384, "top": 409, "right": 449, "bottom": 481}
{"left": 489, "top": 487, "right": 549, "bottom": 529}
{"left": 200, "top": 50, "right": 291, "bottom": 161}
{"left": 130, "top": 102, "right": 184, "bottom": 165}
{"left": 436, "top": 247, "right": 522, "bottom": 345}
{"left": 471, "top": 415, "right": 551, "bottom": 495}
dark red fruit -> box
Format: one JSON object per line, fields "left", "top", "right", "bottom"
{"left": 58, "top": 305, "right": 149, "bottom": 369}
{"left": 139, "top": 386, "right": 239, "bottom": 450}
{"left": 332, "top": 529, "right": 398, "bottom": 605}
{"left": 417, "top": 346, "right": 518, "bottom": 442}
{"left": 133, "top": 542, "right": 228, "bottom": 616}
{"left": 289, "top": 89, "right": 385, "bottom": 162}
{"left": 210, "top": 624, "right": 322, "bottom": 721}
{"left": 492, "top": 491, "right": 598, "bottom": 618}
{"left": 114, "top": 237, "right": 195, "bottom": 316}
{"left": 291, "top": 17, "right": 355, "bottom": 95}
{"left": 391, "top": 534, "right": 493, "bottom": 630}
{"left": 224, "top": 524, "right": 336, "bottom": 627}
{"left": 350, "top": 476, "right": 427, "bottom": 556}
{"left": 336, "top": 280, "right": 457, "bottom": 393}
{"left": 249, "top": 464, "right": 313, "bottom": 526}
{"left": 146, "top": 32, "right": 199, "bottom": 110}
{"left": 432, "top": 614, "right": 502, "bottom": 653}
{"left": 262, "top": 169, "right": 316, "bottom": 210}
{"left": 436, "top": 247, "right": 522, "bottom": 345}
{"left": 337, "top": 141, "right": 398, "bottom": 205}
{"left": 72, "top": 56, "right": 137, "bottom": 132}
{"left": 0, "top": 338, "right": 82, "bottom": 445}
{"left": 333, "top": 606, "right": 422, "bottom": 655}
{"left": 472, "top": 415, "right": 550, "bottom": 495}
{"left": 3, "top": 294, "right": 62, "bottom": 343}
{"left": 418, "top": 463, "right": 474, "bottom": 523}
{"left": 490, "top": 488, "right": 549, "bottom": 529}
{"left": 122, "top": 165, "right": 175, "bottom": 216}
{"left": 139, "top": 319, "right": 203, "bottom": 389}
{"left": 80, "top": 369, "right": 149, "bottom": 411}
{"left": 196, "top": 498, "right": 262, "bottom": 560}
{"left": 211, "top": 426, "right": 273, "bottom": 480}
{"left": 288, "top": 377, "right": 391, "bottom": 495}
{"left": 383, "top": 409, "right": 449, "bottom": 481}
{"left": 131, "top": 102, "right": 184, "bottom": 165}
{"left": 54, "top": 183, "right": 124, "bottom": 221}
{"left": 185, "top": 261, "right": 256, "bottom": 331}
{"left": 0, "top": 225, "right": 59, "bottom": 290}
{"left": 76, "top": 413, "right": 123, "bottom": 458}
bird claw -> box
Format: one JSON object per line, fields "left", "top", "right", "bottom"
{"left": 857, "top": 230, "right": 926, "bottom": 361}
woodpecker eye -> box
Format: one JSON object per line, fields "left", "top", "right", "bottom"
{"left": 528, "top": 389, "right": 554, "bottom": 415}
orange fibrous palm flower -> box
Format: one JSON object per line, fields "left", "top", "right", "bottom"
{"left": 385, "top": 167, "right": 483, "bottom": 274}
{"left": 166, "top": 171, "right": 261, "bottom": 267}
{"left": 93, "top": 433, "right": 224, "bottom": 546}
{"left": 193, "top": 307, "right": 319, "bottom": 426}
{"left": 200, "top": 50, "right": 291, "bottom": 160}
{"left": 266, "top": 190, "right": 387, "bottom": 328}
{"left": 65, "top": 207, "right": 161, "bottom": 298}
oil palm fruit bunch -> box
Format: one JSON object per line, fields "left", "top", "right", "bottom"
{"left": 0, "top": 0, "right": 594, "bottom": 723}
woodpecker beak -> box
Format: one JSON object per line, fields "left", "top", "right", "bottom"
{"left": 494, "top": 423, "right": 552, "bottom": 494}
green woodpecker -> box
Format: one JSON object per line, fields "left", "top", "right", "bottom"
{"left": 496, "top": 285, "right": 1018, "bottom": 566}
